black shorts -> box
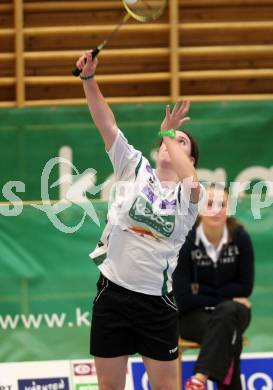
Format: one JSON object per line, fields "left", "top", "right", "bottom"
{"left": 90, "top": 274, "right": 179, "bottom": 361}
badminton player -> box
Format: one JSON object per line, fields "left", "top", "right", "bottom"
{"left": 76, "top": 51, "right": 204, "bottom": 390}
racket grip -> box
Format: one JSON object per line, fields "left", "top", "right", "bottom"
{"left": 92, "top": 47, "right": 100, "bottom": 58}
{"left": 72, "top": 47, "right": 101, "bottom": 77}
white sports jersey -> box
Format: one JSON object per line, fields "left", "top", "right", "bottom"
{"left": 90, "top": 130, "right": 204, "bottom": 295}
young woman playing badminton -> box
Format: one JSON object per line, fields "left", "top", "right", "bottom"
{"left": 76, "top": 51, "right": 204, "bottom": 390}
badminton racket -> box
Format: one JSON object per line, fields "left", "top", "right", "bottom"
{"left": 72, "top": 0, "right": 167, "bottom": 77}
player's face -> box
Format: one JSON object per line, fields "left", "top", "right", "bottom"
{"left": 201, "top": 189, "right": 228, "bottom": 228}
{"left": 157, "top": 131, "right": 194, "bottom": 166}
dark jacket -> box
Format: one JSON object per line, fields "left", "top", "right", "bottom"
{"left": 173, "top": 224, "right": 255, "bottom": 314}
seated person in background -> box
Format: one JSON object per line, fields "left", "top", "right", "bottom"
{"left": 173, "top": 184, "right": 255, "bottom": 390}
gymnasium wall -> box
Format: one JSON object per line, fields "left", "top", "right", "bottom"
{"left": 0, "top": 101, "right": 273, "bottom": 362}
{"left": 2, "top": 0, "right": 273, "bottom": 107}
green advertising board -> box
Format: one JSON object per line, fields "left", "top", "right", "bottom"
{"left": 1, "top": 101, "right": 273, "bottom": 202}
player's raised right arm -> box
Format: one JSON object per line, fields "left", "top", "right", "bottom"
{"left": 76, "top": 51, "right": 119, "bottom": 151}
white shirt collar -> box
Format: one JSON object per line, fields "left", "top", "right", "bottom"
{"left": 195, "top": 223, "right": 228, "bottom": 263}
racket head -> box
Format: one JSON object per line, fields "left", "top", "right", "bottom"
{"left": 122, "top": 0, "right": 167, "bottom": 22}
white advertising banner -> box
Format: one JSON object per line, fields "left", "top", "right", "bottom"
{"left": 0, "top": 360, "right": 71, "bottom": 390}
{"left": 0, "top": 353, "right": 272, "bottom": 390}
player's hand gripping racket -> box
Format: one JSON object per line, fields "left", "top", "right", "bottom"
{"left": 72, "top": 0, "right": 167, "bottom": 77}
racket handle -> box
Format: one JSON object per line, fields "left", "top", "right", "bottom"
{"left": 72, "top": 47, "right": 101, "bottom": 77}
{"left": 92, "top": 47, "right": 100, "bottom": 58}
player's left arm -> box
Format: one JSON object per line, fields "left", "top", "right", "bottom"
{"left": 160, "top": 101, "right": 201, "bottom": 203}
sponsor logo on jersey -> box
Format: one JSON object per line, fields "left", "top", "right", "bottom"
{"left": 129, "top": 196, "right": 175, "bottom": 237}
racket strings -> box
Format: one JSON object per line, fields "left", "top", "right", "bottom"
{"left": 124, "top": 0, "right": 166, "bottom": 22}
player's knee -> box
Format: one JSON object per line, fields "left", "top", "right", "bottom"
{"left": 98, "top": 380, "right": 124, "bottom": 390}
{"left": 215, "top": 300, "right": 238, "bottom": 319}
{"left": 98, "top": 385, "right": 123, "bottom": 390}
